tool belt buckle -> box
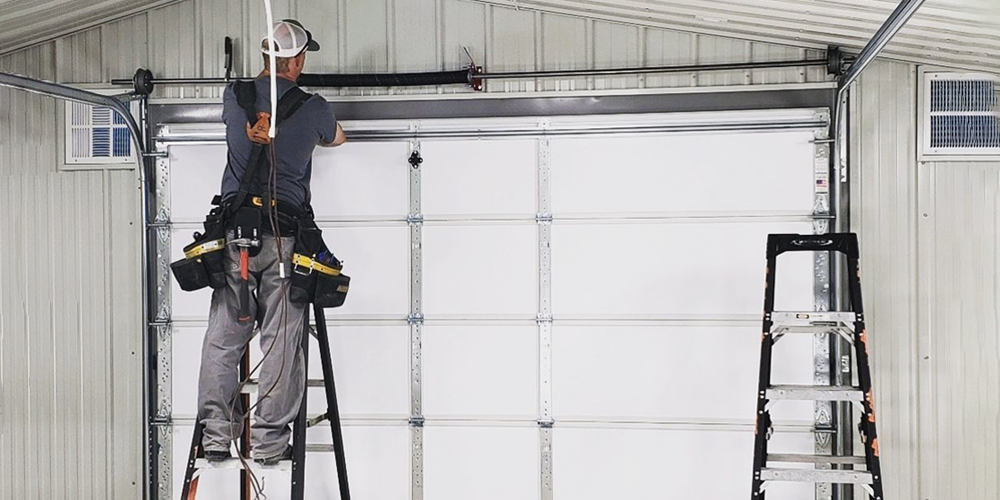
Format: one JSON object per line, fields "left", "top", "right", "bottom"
{"left": 251, "top": 196, "right": 277, "bottom": 208}
{"left": 293, "top": 260, "right": 314, "bottom": 277}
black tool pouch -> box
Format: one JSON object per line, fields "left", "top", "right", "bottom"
{"left": 232, "top": 206, "right": 264, "bottom": 257}
{"left": 170, "top": 207, "right": 229, "bottom": 291}
{"left": 290, "top": 218, "right": 351, "bottom": 308}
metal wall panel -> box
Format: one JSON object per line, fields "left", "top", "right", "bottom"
{"left": 852, "top": 59, "right": 1000, "bottom": 500}
{"left": 0, "top": 169, "right": 143, "bottom": 500}
{"left": 850, "top": 60, "right": 920, "bottom": 500}
{"left": 6, "top": 0, "right": 835, "bottom": 94}
{"left": 465, "top": 0, "right": 1000, "bottom": 74}
{"left": 0, "top": 43, "right": 58, "bottom": 175}
{"left": 592, "top": 21, "right": 640, "bottom": 90}
{"left": 917, "top": 162, "right": 1000, "bottom": 500}
{"left": 148, "top": 1, "right": 199, "bottom": 99}
{"left": 4, "top": 1, "right": 1000, "bottom": 75}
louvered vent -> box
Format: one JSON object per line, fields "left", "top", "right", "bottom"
{"left": 65, "top": 101, "right": 134, "bottom": 164}
{"left": 924, "top": 73, "right": 1000, "bottom": 157}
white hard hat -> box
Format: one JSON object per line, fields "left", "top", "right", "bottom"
{"left": 260, "top": 19, "right": 320, "bottom": 57}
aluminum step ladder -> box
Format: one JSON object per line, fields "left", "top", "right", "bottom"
{"left": 751, "top": 233, "right": 884, "bottom": 500}
{"left": 179, "top": 304, "right": 351, "bottom": 500}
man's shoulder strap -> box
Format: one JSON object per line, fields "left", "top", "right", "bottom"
{"left": 226, "top": 85, "right": 313, "bottom": 213}
{"left": 274, "top": 86, "right": 311, "bottom": 124}
{"left": 233, "top": 80, "right": 258, "bottom": 124}
{"left": 233, "top": 80, "right": 311, "bottom": 124}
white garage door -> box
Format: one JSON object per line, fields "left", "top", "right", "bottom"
{"left": 156, "top": 108, "right": 831, "bottom": 500}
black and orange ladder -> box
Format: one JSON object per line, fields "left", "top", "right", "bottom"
{"left": 179, "top": 304, "right": 352, "bottom": 500}
{"left": 751, "top": 233, "right": 884, "bottom": 500}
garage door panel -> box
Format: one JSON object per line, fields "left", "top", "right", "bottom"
{"left": 551, "top": 222, "right": 815, "bottom": 316}
{"left": 422, "top": 139, "right": 537, "bottom": 217}
{"left": 169, "top": 144, "right": 227, "bottom": 223}
{"left": 311, "top": 142, "right": 411, "bottom": 219}
{"left": 423, "top": 325, "right": 538, "bottom": 418}
{"left": 553, "top": 427, "right": 814, "bottom": 500}
{"left": 172, "top": 324, "right": 409, "bottom": 418}
{"left": 171, "top": 424, "right": 410, "bottom": 500}
{"left": 318, "top": 225, "right": 410, "bottom": 316}
{"left": 167, "top": 142, "right": 410, "bottom": 223}
{"left": 303, "top": 324, "right": 410, "bottom": 417}
{"left": 302, "top": 425, "right": 411, "bottom": 500}
{"left": 550, "top": 131, "right": 816, "bottom": 215}
{"left": 424, "top": 427, "right": 539, "bottom": 500}
{"left": 423, "top": 224, "right": 537, "bottom": 316}
{"left": 162, "top": 110, "right": 832, "bottom": 499}
{"left": 551, "top": 325, "right": 814, "bottom": 422}
{"left": 170, "top": 325, "right": 205, "bottom": 417}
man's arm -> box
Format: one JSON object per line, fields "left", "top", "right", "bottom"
{"left": 320, "top": 123, "right": 346, "bottom": 147}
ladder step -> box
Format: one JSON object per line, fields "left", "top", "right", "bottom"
{"left": 771, "top": 311, "right": 857, "bottom": 324}
{"left": 760, "top": 468, "right": 873, "bottom": 484}
{"left": 193, "top": 458, "right": 293, "bottom": 472}
{"left": 767, "top": 454, "right": 867, "bottom": 465}
{"left": 242, "top": 378, "right": 325, "bottom": 394}
{"left": 766, "top": 385, "right": 863, "bottom": 401}
{"left": 770, "top": 312, "right": 857, "bottom": 335}
{"left": 307, "top": 444, "right": 336, "bottom": 453}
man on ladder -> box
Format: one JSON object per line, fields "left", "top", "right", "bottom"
{"left": 197, "top": 19, "right": 347, "bottom": 466}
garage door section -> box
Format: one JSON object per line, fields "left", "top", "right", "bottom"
{"left": 153, "top": 107, "right": 831, "bottom": 500}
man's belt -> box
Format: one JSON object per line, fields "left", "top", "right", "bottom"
{"left": 292, "top": 253, "right": 341, "bottom": 276}
{"left": 251, "top": 196, "right": 276, "bottom": 207}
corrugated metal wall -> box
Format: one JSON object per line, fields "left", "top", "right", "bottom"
{"left": 40, "top": 0, "right": 829, "bottom": 93}
{"left": 850, "top": 60, "right": 921, "bottom": 500}
{"left": 0, "top": 41, "right": 144, "bottom": 500}
{"left": 851, "top": 60, "right": 1000, "bottom": 500}
{"left": 916, "top": 160, "right": 1000, "bottom": 500}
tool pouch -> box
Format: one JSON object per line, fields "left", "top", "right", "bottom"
{"left": 290, "top": 218, "right": 351, "bottom": 308}
{"left": 170, "top": 207, "right": 228, "bottom": 291}
{"left": 232, "top": 206, "right": 264, "bottom": 257}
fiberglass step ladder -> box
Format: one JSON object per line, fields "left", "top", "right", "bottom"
{"left": 751, "top": 233, "right": 885, "bottom": 500}
{"left": 179, "top": 304, "right": 352, "bottom": 500}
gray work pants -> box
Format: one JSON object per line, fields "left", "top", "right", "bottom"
{"left": 197, "top": 232, "right": 307, "bottom": 459}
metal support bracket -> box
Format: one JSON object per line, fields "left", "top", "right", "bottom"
{"left": 536, "top": 138, "right": 555, "bottom": 500}
{"left": 812, "top": 123, "right": 834, "bottom": 500}
{"left": 408, "top": 140, "right": 425, "bottom": 500}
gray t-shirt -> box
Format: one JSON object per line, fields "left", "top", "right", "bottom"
{"left": 221, "top": 76, "right": 337, "bottom": 209}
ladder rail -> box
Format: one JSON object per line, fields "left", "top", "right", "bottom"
{"left": 314, "top": 304, "right": 352, "bottom": 500}
{"left": 290, "top": 309, "right": 309, "bottom": 500}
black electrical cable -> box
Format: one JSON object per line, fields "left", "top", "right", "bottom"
{"left": 296, "top": 69, "right": 472, "bottom": 88}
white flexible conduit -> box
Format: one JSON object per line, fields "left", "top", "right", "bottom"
{"left": 264, "top": 0, "right": 277, "bottom": 138}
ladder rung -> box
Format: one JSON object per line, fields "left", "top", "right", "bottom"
{"left": 767, "top": 454, "right": 867, "bottom": 465}
{"left": 760, "top": 468, "right": 873, "bottom": 484}
{"left": 193, "top": 458, "right": 293, "bottom": 472}
{"left": 306, "top": 444, "right": 336, "bottom": 453}
{"left": 770, "top": 312, "right": 857, "bottom": 335}
{"left": 773, "top": 325, "right": 854, "bottom": 336}
{"left": 766, "top": 385, "right": 863, "bottom": 401}
{"left": 771, "top": 311, "right": 857, "bottom": 324}
{"left": 242, "top": 378, "right": 326, "bottom": 394}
